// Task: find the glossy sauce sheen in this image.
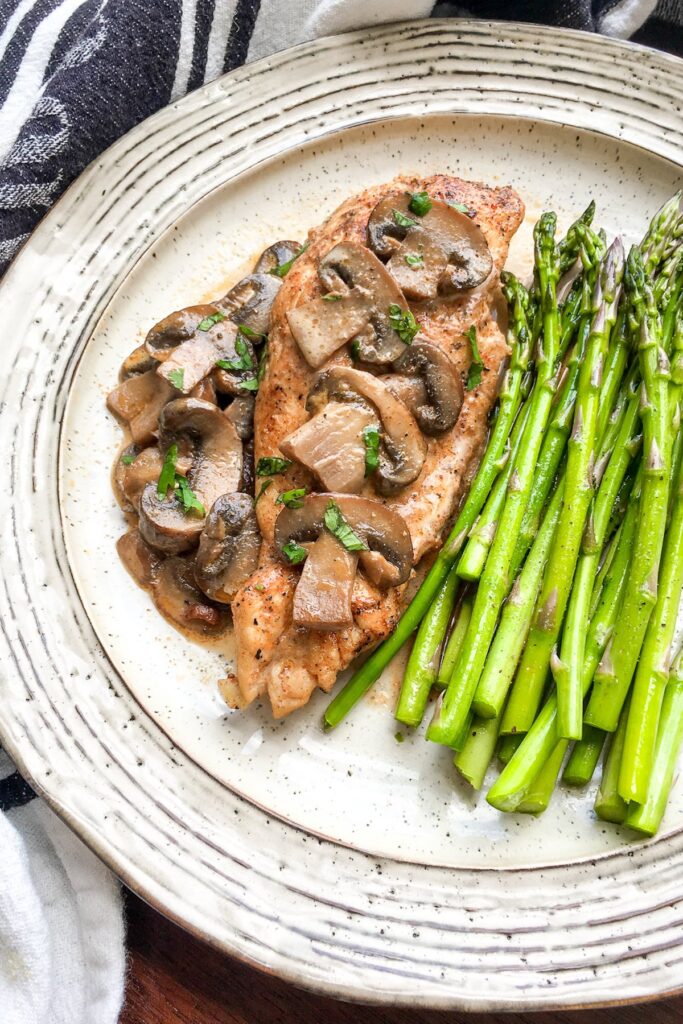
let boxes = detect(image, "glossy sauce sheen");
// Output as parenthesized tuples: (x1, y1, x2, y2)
(232, 175, 524, 717)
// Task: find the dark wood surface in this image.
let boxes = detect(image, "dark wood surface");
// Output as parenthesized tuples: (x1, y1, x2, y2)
(121, 890, 683, 1024)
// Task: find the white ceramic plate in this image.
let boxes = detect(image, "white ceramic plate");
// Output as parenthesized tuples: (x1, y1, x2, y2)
(1, 20, 683, 1011)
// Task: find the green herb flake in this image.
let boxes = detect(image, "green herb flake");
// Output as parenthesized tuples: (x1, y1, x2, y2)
(448, 200, 474, 217)
(362, 425, 380, 477)
(237, 324, 265, 340)
(394, 730, 405, 744)
(167, 368, 185, 391)
(408, 191, 432, 217)
(404, 252, 424, 268)
(157, 443, 179, 498)
(256, 456, 292, 477)
(254, 583, 265, 592)
(175, 475, 205, 517)
(269, 242, 309, 278)
(393, 208, 417, 230)
(388, 303, 419, 346)
(349, 339, 362, 361)
(121, 454, 136, 465)
(197, 311, 227, 332)
(239, 376, 260, 392)
(466, 324, 484, 391)
(276, 488, 307, 509)
(322, 293, 342, 302)
(216, 335, 256, 374)
(282, 540, 308, 565)
(254, 480, 272, 505)
(323, 499, 368, 552)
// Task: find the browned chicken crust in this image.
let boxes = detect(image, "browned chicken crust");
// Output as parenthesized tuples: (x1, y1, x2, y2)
(232, 174, 524, 717)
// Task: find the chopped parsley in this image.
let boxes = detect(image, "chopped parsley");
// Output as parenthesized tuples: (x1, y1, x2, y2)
(349, 339, 362, 361)
(175, 475, 205, 516)
(282, 540, 308, 565)
(121, 454, 136, 465)
(466, 324, 484, 390)
(448, 200, 474, 217)
(197, 311, 227, 331)
(238, 376, 259, 392)
(269, 242, 309, 278)
(276, 488, 307, 509)
(254, 583, 265, 592)
(167, 368, 185, 391)
(215, 335, 255, 373)
(256, 456, 292, 477)
(254, 480, 272, 504)
(322, 293, 342, 302)
(156, 443, 205, 516)
(393, 209, 417, 230)
(408, 191, 432, 217)
(362, 425, 380, 477)
(237, 324, 265, 340)
(323, 500, 368, 552)
(388, 303, 419, 346)
(404, 252, 424, 268)
(157, 444, 178, 498)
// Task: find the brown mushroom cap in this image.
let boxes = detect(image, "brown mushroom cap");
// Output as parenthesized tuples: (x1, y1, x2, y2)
(223, 394, 255, 440)
(286, 242, 411, 368)
(119, 344, 158, 381)
(367, 194, 493, 300)
(138, 483, 202, 554)
(195, 493, 261, 603)
(152, 557, 229, 637)
(157, 318, 241, 395)
(107, 370, 174, 446)
(274, 493, 413, 589)
(253, 240, 302, 275)
(218, 273, 280, 335)
(116, 446, 164, 512)
(391, 341, 464, 436)
(306, 366, 426, 495)
(145, 304, 220, 361)
(116, 529, 161, 587)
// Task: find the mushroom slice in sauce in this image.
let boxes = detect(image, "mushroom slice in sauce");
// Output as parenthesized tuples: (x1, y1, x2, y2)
(280, 402, 377, 494)
(152, 557, 229, 637)
(306, 366, 426, 495)
(145, 304, 221, 361)
(119, 344, 158, 381)
(224, 394, 255, 440)
(219, 273, 281, 335)
(139, 399, 243, 554)
(106, 370, 174, 446)
(286, 242, 411, 368)
(116, 529, 162, 587)
(157, 318, 242, 395)
(366, 194, 493, 300)
(292, 532, 358, 631)
(390, 341, 464, 435)
(195, 493, 261, 603)
(253, 241, 302, 275)
(115, 447, 165, 512)
(274, 492, 413, 630)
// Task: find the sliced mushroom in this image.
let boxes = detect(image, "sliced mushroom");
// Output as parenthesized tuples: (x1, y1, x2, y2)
(381, 374, 428, 415)
(274, 495, 413, 630)
(107, 370, 174, 446)
(116, 529, 162, 587)
(145, 304, 221, 361)
(367, 194, 493, 300)
(286, 242, 411, 367)
(293, 532, 358, 631)
(219, 273, 280, 335)
(112, 443, 140, 512)
(139, 399, 243, 554)
(390, 342, 464, 435)
(212, 334, 257, 396)
(157, 318, 241, 395)
(253, 240, 302, 275)
(224, 394, 255, 439)
(195, 493, 261, 603)
(306, 366, 426, 495)
(190, 375, 217, 404)
(119, 344, 158, 381)
(117, 447, 164, 512)
(280, 401, 376, 493)
(152, 557, 229, 637)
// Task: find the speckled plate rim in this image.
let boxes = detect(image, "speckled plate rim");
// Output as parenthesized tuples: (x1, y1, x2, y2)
(2, 20, 683, 1011)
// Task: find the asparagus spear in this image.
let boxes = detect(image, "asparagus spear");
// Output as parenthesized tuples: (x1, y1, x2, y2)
(455, 714, 501, 790)
(395, 569, 460, 727)
(594, 699, 630, 824)
(641, 192, 682, 276)
(487, 490, 639, 811)
(563, 725, 606, 786)
(323, 275, 534, 730)
(586, 251, 672, 732)
(437, 593, 473, 687)
(504, 239, 625, 741)
(515, 741, 566, 814)
(625, 650, 683, 836)
(497, 733, 523, 765)
(426, 214, 562, 747)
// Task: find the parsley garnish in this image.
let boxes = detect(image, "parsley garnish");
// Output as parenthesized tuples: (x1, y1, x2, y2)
(388, 304, 418, 346)
(157, 444, 178, 498)
(254, 480, 272, 504)
(237, 324, 265, 340)
(175, 475, 205, 516)
(393, 209, 417, 230)
(239, 377, 259, 392)
(449, 200, 474, 217)
(269, 242, 309, 278)
(323, 500, 368, 552)
(215, 335, 255, 373)
(276, 488, 307, 509)
(405, 253, 424, 268)
(197, 311, 227, 332)
(168, 368, 185, 391)
(362, 425, 380, 477)
(466, 324, 483, 390)
(282, 540, 308, 565)
(322, 293, 342, 302)
(408, 191, 432, 217)
(349, 339, 361, 361)
(256, 456, 292, 477)
(121, 454, 136, 465)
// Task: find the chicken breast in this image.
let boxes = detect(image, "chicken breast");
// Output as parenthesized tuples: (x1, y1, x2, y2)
(232, 175, 524, 717)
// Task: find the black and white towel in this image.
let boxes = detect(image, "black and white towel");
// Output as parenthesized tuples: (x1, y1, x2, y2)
(0, 2, 681, 1022)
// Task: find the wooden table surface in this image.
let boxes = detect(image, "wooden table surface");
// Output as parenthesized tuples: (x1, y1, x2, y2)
(120, 890, 683, 1024)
